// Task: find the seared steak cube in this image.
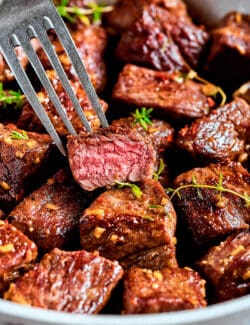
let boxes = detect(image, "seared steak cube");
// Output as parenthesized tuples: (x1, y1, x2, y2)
(80, 180, 176, 260)
(0, 220, 37, 293)
(120, 244, 178, 270)
(111, 115, 174, 153)
(105, 0, 188, 33)
(171, 162, 250, 248)
(38, 24, 107, 93)
(8, 169, 90, 252)
(111, 114, 174, 186)
(112, 64, 215, 121)
(67, 127, 156, 191)
(17, 70, 108, 136)
(0, 123, 56, 210)
(198, 231, 250, 302)
(205, 12, 250, 90)
(0, 39, 40, 83)
(4, 248, 123, 314)
(177, 97, 250, 163)
(116, 3, 208, 71)
(123, 267, 206, 313)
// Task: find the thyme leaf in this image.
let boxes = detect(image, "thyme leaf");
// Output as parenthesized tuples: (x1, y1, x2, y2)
(0, 83, 24, 109)
(148, 204, 163, 209)
(153, 158, 166, 181)
(174, 70, 227, 106)
(166, 174, 250, 207)
(132, 107, 153, 131)
(115, 181, 142, 199)
(142, 215, 154, 221)
(10, 130, 29, 140)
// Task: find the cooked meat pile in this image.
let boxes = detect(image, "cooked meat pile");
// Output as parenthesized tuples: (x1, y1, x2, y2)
(0, 0, 249, 317)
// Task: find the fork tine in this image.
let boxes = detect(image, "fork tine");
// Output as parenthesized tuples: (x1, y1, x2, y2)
(0, 40, 66, 156)
(34, 23, 92, 133)
(48, 15, 109, 128)
(15, 29, 77, 136)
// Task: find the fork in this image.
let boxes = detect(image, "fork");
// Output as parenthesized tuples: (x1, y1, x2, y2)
(0, 0, 109, 155)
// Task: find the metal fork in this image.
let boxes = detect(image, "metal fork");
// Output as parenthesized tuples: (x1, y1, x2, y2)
(0, 0, 109, 155)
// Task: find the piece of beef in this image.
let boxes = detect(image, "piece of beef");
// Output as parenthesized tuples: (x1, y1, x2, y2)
(111, 114, 174, 186)
(123, 266, 206, 313)
(17, 70, 108, 136)
(38, 24, 107, 93)
(80, 179, 176, 260)
(67, 127, 156, 191)
(171, 162, 250, 248)
(116, 4, 208, 71)
(0, 220, 37, 293)
(111, 115, 174, 153)
(112, 64, 215, 122)
(205, 12, 250, 91)
(177, 97, 250, 164)
(198, 231, 250, 302)
(0, 123, 57, 210)
(4, 248, 123, 314)
(105, 0, 188, 33)
(0, 39, 41, 83)
(7, 169, 90, 253)
(120, 244, 178, 270)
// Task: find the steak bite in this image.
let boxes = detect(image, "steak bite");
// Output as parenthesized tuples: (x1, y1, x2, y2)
(171, 162, 250, 248)
(0, 123, 56, 210)
(17, 70, 108, 136)
(177, 97, 250, 164)
(115, 3, 208, 71)
(205, 12, 250, 90)
(112, 64, 215, 121)
(80, 179, 176, 260)
(0, 220, 37, 293)
(123, 267, 206, 314)
(38, 24, 107, 93)
(120, 244, 178, 271)
(7, 169, 90, 253)
(67, 127, 156, 191)
(111, 114, 174, 153)
(105, 0, 188, 33)
(198, 231, 250, 302)
(4, 248, 123, 314)
(111, 114, 174, 186)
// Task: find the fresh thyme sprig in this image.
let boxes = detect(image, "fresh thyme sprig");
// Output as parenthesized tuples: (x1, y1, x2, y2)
(56, 0, 114, 25)
(10, 130, 29, 140)
(153, 158, 166, 181)
(132, 107, 153, 131)
(174, 70, 227, 106)
(0, 83, 24, 109)
(166, 174, 250, 207)
(115, 181, 142, 199)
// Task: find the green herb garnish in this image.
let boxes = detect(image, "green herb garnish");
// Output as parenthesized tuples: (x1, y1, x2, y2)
(56, 0, 114, 24)
(132, 107, 153, 131)
(148, 204, 163, 209)
(153, 158, 166, 181)
(115, 181, 142, 199)
(10, 130, 29, 140)
(174, 70, 226, 106)
(142, 215, 154, 221)
(166, 173, 250, 207)
(0, 83, 24, 109)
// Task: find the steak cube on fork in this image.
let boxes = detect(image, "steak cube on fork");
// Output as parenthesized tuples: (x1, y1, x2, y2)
(0, 0, 108, 155)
